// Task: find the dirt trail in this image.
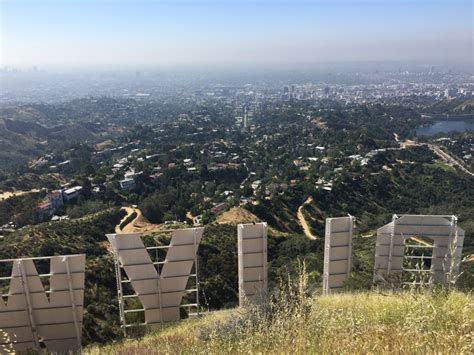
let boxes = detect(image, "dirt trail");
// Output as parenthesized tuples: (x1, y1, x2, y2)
(115, 207, 137, 233)
(0, 189, 41, 201)
(115, 206, 176, 235)
(297, 196, 317, 240)
(408, 236, 432, 247)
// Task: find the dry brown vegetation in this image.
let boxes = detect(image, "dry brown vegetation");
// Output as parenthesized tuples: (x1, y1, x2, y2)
(87, 266, 473, 354)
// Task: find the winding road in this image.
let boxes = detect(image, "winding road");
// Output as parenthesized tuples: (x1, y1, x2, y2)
(115, 206, 141, 233)
(426, 144, 474, 177)
(394, 132, 473, 177)
(297, 196, 317, 240)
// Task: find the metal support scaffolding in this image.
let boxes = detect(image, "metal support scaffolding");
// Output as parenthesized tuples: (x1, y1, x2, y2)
(193, 228, 200, 318)
(63, 256, 82, 350)
(110, 228, 202, 334)
(374, 214, 465, 287)
(262, 223, 268, 294)
(322, 219, 331, 294)
(402, 244, 435, 286)
(113, 251, 127, 337)
(17, 259, 41, 350)
(346, 214, 354, 277)
(446, 215, 458, 285)
(0, 254, 85, 353)
(387, 214, 398, 273)
(448, 215, 457, 260)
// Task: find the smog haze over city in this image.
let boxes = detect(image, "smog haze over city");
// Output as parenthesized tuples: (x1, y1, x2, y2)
(0, 1, 473, 354)
(1, 0, 473, 102)
(2, 0, 473, 68)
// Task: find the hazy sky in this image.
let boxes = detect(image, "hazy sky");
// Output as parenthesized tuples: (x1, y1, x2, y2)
(1, 0, 473, 68)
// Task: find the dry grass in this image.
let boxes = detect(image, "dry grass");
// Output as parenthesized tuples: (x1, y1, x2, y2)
(86, 270, 473, 354)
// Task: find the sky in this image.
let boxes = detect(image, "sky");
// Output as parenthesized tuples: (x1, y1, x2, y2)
(1, 0, 473, 69)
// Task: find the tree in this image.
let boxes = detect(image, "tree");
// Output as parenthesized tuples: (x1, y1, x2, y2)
(139, 194, 164, 223)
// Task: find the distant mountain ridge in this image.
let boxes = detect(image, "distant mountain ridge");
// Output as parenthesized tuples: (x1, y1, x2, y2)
(0, 116, 98, 170)
(0, 118, 43, 168)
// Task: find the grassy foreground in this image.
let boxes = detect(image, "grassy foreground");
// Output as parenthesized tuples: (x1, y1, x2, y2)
(86, 290, 473, 354)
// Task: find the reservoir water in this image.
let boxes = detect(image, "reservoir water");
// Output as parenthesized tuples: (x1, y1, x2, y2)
(416, 120, 474, 136)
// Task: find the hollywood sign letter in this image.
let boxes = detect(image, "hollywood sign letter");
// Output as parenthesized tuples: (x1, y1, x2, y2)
(323, 216, 355, 294)
(237, 223, 268, 306)
(107, 227, 203, 328)
(0, 255, 85, 354)
(374, 215, 465, 285)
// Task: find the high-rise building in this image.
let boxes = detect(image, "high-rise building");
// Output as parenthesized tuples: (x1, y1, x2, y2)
(445, 87, 458, 99)
(243, 107, 248, 129)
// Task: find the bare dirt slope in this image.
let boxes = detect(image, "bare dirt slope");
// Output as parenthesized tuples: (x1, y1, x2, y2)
(215, 207, 260, 225)
(116, 207, 158, 234)
(297, 197, 317, 240)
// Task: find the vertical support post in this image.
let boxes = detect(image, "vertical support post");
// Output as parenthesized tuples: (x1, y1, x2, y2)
(113, 253, 127, 337)
(17, 259, 40, 350)
(387, 214, 397, 273)
(193, 228, 200, 317)
(63, 256, 82, 350)
(347, 215, 354, 278)
(237, 225, 244, 307)
(449, 216, 457, 259)
(157, 250, 163, 327)
(262, 223, 268, 296)
(452, 216, 459, 284)
(323, 219, 331, 295)
(446, 215, 458, 287)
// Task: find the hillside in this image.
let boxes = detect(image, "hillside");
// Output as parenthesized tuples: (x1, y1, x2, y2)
(454, 98, 474, 113)
(250, 145, 474, 245)
(0, 213, 325, 345)
(425, 97, 474, 114)
(1, 207, 471, 347)
(0, 189, 45, 225)
(0, 172, 66, 191)
(0, 118, 43, 168)
(214, 206, 260, 225)
(86, 291, 473, 354)
(0, 116, 99, 170)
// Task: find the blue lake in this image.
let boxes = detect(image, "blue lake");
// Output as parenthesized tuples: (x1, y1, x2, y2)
(416, 120, 474, 136)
